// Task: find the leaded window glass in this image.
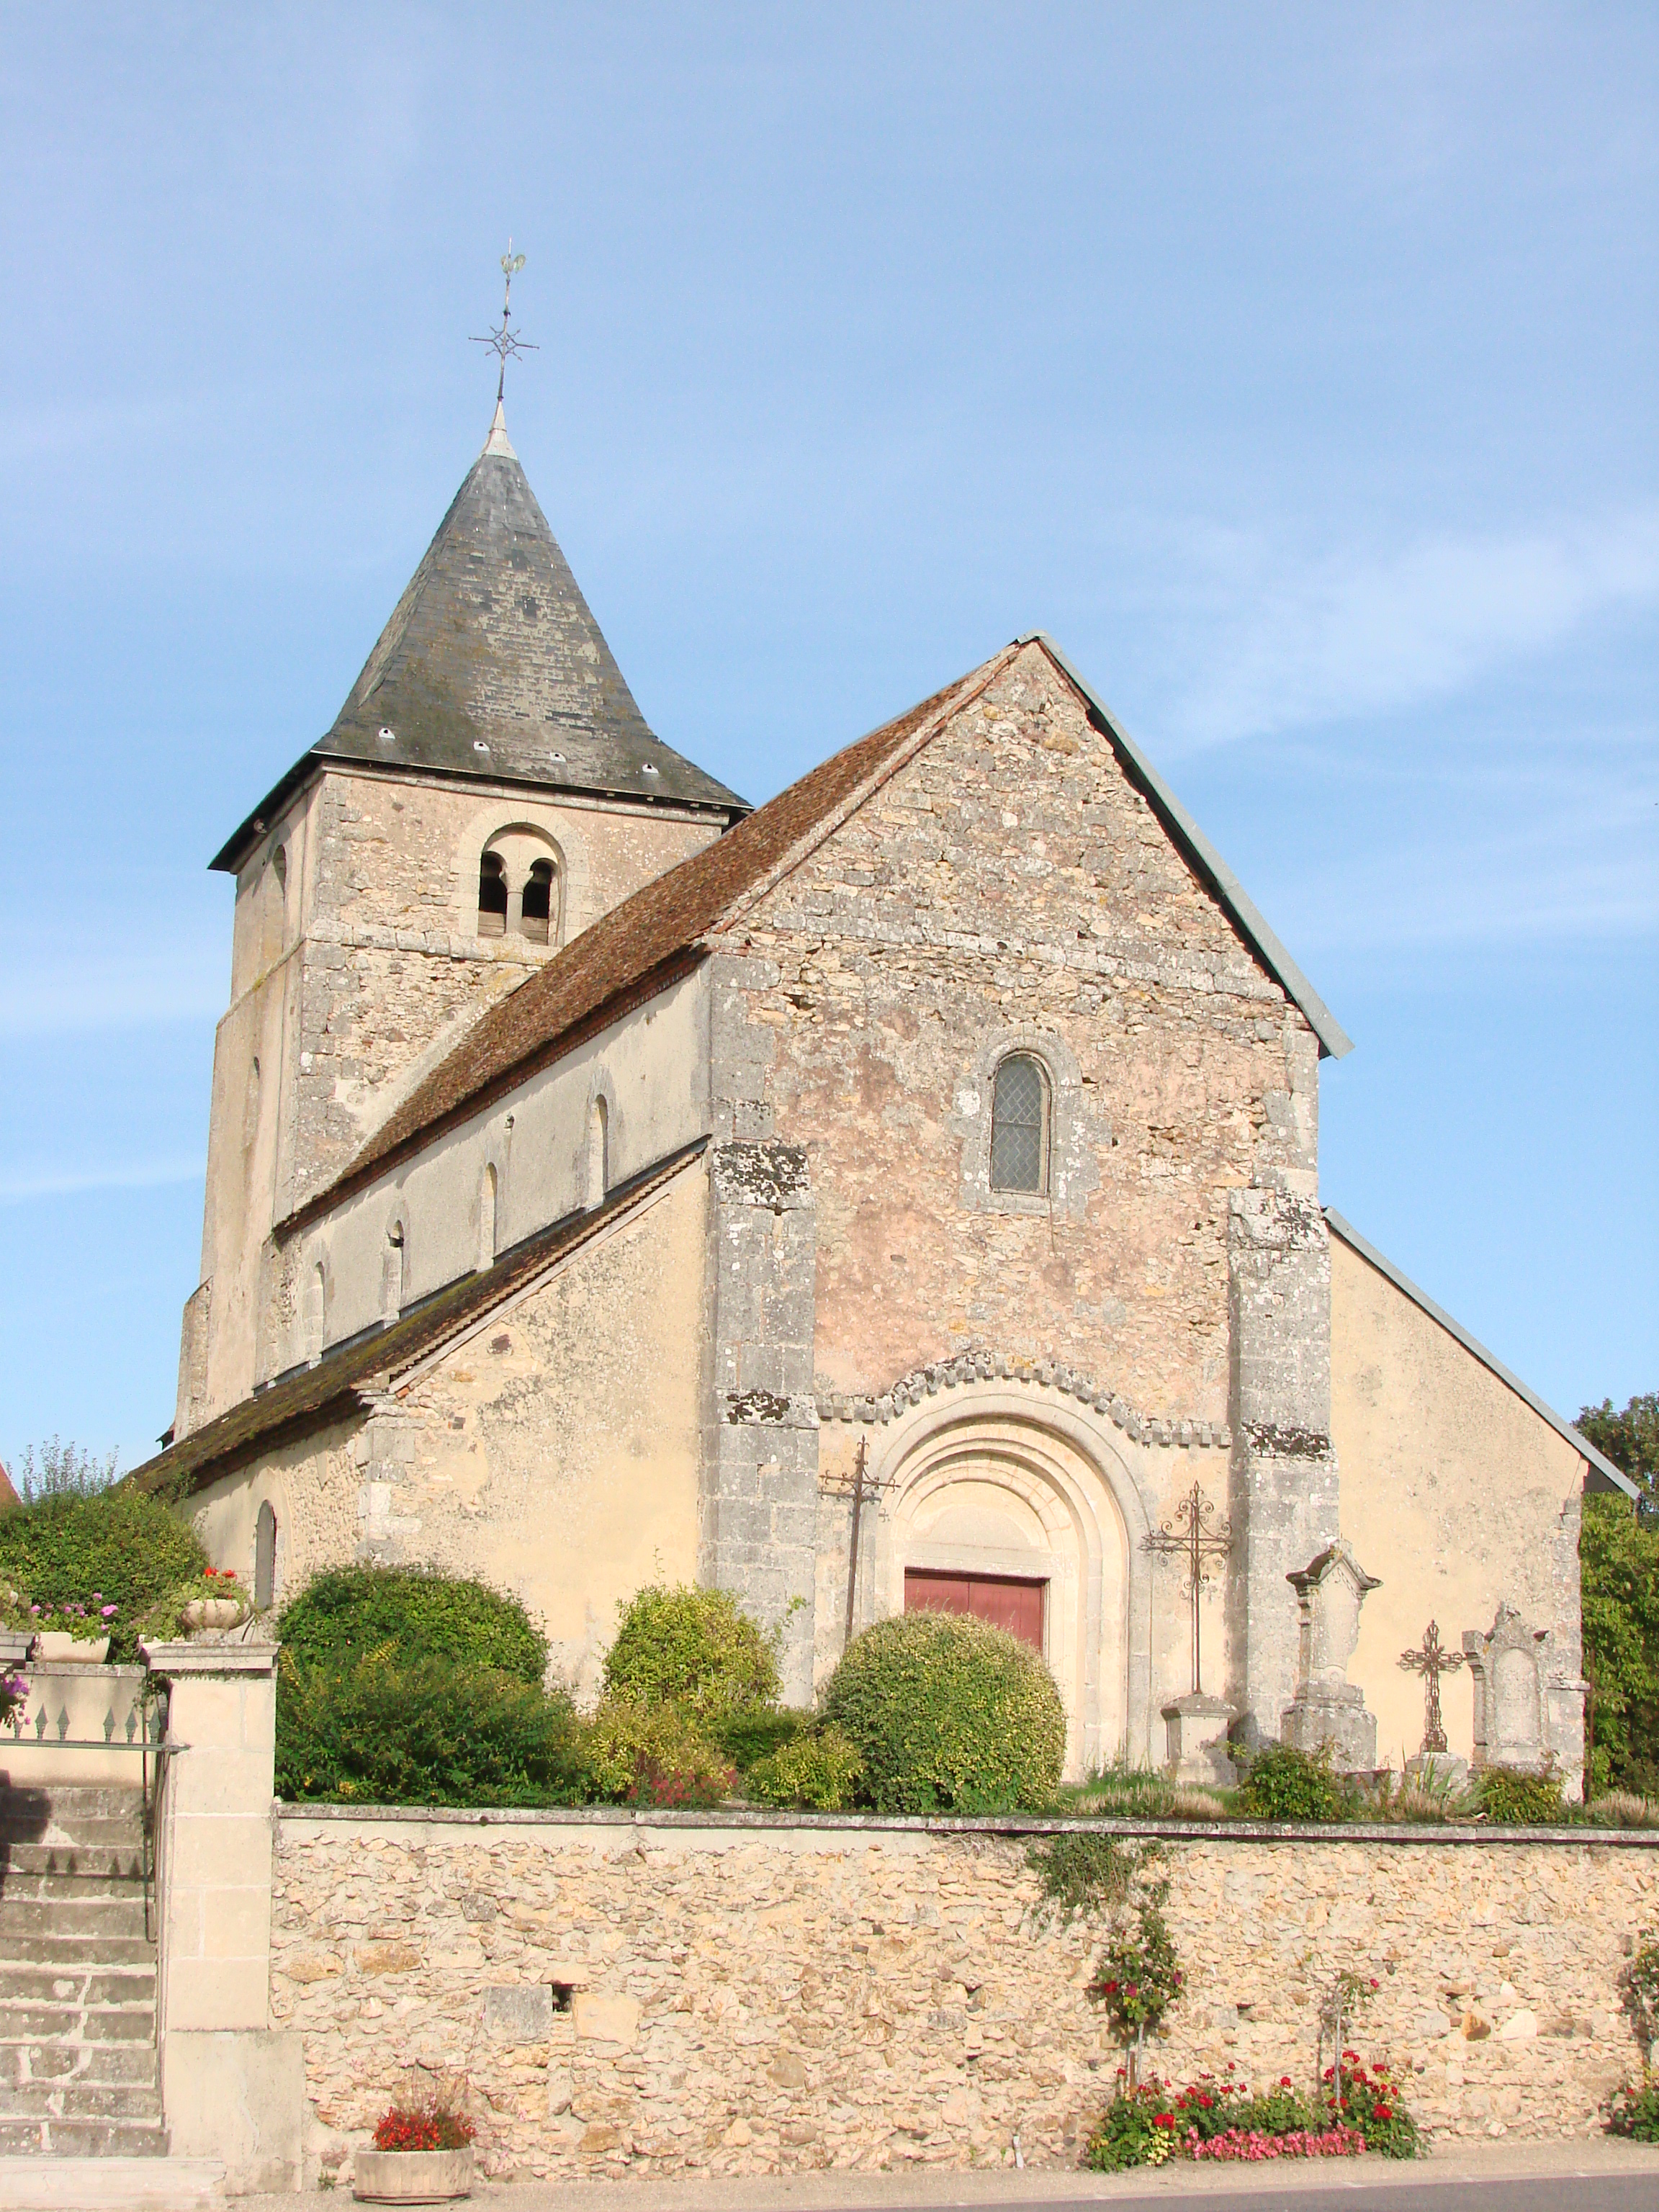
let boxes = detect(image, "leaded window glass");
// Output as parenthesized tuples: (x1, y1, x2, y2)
(990, 1054, 1048, 1194)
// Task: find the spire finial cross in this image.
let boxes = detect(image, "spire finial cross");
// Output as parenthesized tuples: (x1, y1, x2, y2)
(1398, 1619, 1465, 1755)
(470, 241, 538, 405)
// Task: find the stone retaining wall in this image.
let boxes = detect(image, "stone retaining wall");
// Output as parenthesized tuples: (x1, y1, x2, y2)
(270, 1810, 1659, 2186)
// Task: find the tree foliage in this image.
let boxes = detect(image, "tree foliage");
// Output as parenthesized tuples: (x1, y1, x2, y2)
(1581, 1491, 1659, 1797)
(1580, 1395, 1659, 1503)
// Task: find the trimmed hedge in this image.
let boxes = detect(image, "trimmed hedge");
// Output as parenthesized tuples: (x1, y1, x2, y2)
(602, 1583, 778, 1717)
(275, 1653, 585, 1807)
(0, 1487, 207, 1661)
(276, 1567, 547, 1684)
(819, 1610, 1066, 1813)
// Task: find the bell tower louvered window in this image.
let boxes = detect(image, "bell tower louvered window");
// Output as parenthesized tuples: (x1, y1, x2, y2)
(477, 851, 508, 937)
(989, 1054, 1049, 1195)
(521, 859, 554, 944)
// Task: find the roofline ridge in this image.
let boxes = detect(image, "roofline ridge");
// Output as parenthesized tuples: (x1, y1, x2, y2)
(1017, 632, 1352, 1060)
(707, 647, 1020, 940)
(1322, 1205, 1636, 1498)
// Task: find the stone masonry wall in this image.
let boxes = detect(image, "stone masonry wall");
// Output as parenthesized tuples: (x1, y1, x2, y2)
(271, 1812, 1659, 2188)
(716, 641, 1317, 1429)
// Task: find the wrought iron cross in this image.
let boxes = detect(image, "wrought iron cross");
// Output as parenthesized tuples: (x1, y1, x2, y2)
(470, 243, 538, 403)
(1399, 1620, 1465, 1755)
(1141, 1480, 1231, 1697)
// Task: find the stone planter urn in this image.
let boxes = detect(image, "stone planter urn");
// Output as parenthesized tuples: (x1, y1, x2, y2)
(34, 1632, 110, 1665)
(181, 1598, 246, 1633)
(352, 2146, 473, 2203)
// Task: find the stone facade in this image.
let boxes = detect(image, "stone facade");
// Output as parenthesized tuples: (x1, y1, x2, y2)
(270, 1809, 1659, 2185)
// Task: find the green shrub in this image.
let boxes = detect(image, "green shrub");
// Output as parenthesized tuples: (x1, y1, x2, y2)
(711, 1708, 804, 1770)
(1237, 1741, 1352, 1822)
(1084, 2085, 1178, 2170)
(1028, 1831, 1150, 1924)
(577, 1696, 735, 1809)
(276, 1567, 547, 1685)
(1478, 1765, 1565, 1825)
(1606, 2079, 1659, 2141)
(275, 1653, 585, 1807)
(745, 1727, 863, 1810)
(602, 1583, 779, 1718)
(819, 1610, 1066, 1814)
(0, 1487, 207, 1661)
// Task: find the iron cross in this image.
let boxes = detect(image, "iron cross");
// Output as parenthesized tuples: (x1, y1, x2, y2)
(1141, 1479, 1231, 1697)
(1399, 1620, 1465, 1755)
(471, 243, 538, 403)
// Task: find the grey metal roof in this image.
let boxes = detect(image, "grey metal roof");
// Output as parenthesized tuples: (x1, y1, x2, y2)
(211, 407, 747, 873)
(1018, 633, 1352, 1060)
(1323, 1206, 1637, 1499)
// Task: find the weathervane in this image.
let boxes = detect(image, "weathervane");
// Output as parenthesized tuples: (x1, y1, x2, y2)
(1142, 1479, 1232, 1697)
(1398, 1620, 1465, 1755)
(470, 243, 538, 403)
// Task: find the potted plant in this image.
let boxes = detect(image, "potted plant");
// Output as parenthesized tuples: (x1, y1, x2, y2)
(150, 1567, 252, 1636)
(30, 1596, 119, 1665)
(353, 2097, 475, 2203)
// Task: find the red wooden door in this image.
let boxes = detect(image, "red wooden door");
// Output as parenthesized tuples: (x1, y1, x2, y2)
(904, 1569, 1046, 1653)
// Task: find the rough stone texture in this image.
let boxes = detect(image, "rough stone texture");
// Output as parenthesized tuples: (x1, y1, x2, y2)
(271, 1812, 1659, 2187)
(701, 1139, 820, 1704)
(1227, 1188, 1340, 1744)
(714, 645, 1313, 1424)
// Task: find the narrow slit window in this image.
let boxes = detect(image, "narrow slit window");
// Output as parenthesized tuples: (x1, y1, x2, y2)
(989, 1054, 1048, 1195)
(477, 852, 508, 937)
(521, 860, 554, 945)
(254, 1501, 278, 1612)
(381, 1222, 406, 1320)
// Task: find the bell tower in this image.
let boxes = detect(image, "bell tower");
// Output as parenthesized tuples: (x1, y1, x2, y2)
(174, 400, 745, 1440)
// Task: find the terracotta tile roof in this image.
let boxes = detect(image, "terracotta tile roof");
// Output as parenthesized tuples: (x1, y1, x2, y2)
(282, 652, 1010, 1228)
(129, 1143, 708, 1498)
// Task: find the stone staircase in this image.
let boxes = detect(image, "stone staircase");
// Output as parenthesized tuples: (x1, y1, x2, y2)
(0, 1784, 166, 2157)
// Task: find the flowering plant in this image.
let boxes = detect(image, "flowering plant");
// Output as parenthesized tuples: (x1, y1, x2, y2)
(1321, 2056, 1419, 2158)
(1088, 1877, 1183, 2085)
(28, 1594, 120, 1640)
(1605, 2077, 1659, 2141)
(0, 1671, 27, 1728)
(1619, 1936, 1659, 2075)
(372, 2103, 475, 2153)
(1084, 2062, 1416, 2170)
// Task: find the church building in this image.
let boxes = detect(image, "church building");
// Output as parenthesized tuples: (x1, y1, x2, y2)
(132, 402, 1633, 1791)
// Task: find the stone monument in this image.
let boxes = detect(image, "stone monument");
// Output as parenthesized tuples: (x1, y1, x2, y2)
(1279, 1537, 1380, 1772)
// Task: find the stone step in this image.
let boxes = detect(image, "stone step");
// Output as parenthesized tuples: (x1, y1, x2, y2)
(0, 2005, 156, 2046)
(0, 2079, 161, 2123)
(0, 2117, 170, 2157)
(0, 1822, 147, 1862)
(0, 1969, 155, 2010)
(0, 1938, 156, 1972)
(0, 2155, 223, 2207)
(0, 2041, 158, 2088)
(0, 1858, 145, 1893)
(0, 1794, 148, 1853)
(0, 1897, 150, 1940)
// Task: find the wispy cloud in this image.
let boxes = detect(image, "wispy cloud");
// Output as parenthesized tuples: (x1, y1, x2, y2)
(0, 1159, 203, 1206)
(1174, 507, 1659, 747)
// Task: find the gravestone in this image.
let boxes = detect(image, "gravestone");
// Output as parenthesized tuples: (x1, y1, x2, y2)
(1279, 1538, 1381, 1772)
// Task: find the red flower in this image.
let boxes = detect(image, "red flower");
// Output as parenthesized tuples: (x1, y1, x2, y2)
(1153, 2113, 1175, 2129)
(1375, 2105, 1393, 2121)
(1280, 2077, 1294, 2088)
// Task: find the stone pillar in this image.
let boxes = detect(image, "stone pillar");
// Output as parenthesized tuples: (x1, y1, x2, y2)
(1280, 1539, 1381, 1772)
(1226, 1187, 1341, 1744)
(143, 1640, 302, 2193)
(699, 1141, 820, 1706)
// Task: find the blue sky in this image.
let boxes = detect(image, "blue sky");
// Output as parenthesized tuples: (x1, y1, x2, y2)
(1, 4, 1653, 1474)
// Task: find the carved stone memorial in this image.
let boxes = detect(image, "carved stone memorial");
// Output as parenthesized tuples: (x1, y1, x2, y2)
(1279, 1538, 1381, 1772)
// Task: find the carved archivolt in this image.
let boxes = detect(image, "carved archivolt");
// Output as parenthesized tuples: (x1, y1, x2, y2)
(815, 1350, 1229, 1452)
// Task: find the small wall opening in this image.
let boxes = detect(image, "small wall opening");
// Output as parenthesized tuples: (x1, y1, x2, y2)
(477, 852, 508, 938)
(381, 1221, 406, 1321)
(254, 1501, 278, 1612)
(585, 1096, 608, 1210)
(521, 860, 554, 945)
(478, 1163, 498, 1270)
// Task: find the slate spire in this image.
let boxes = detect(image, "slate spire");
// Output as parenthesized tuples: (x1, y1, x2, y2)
(212, 409, 745, 871)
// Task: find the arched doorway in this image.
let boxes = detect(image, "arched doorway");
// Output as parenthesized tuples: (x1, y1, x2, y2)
(868, 1395, 1151, 1779)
